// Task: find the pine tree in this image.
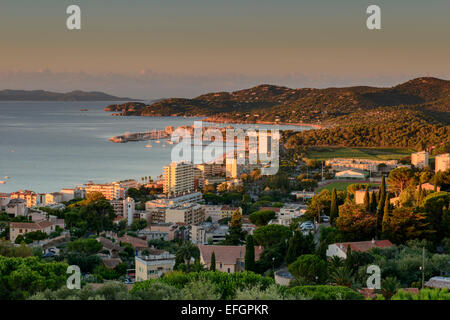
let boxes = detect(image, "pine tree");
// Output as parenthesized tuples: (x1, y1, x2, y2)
(244, 235, 255, 271)
(330, 188, 339, 224)
(364, 186, 370, 212)
(210, 252, 216, 271)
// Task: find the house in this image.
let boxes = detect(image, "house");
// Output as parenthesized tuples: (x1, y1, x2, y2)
(135, 249, 176, 281)
(102, 258, 123, 269)
(198, 245, 264, 273)
(326, 239, 393, 259)
(118, 234, 148, 250)
(9, 220, 56, 242)
(97, 236, 123, 257)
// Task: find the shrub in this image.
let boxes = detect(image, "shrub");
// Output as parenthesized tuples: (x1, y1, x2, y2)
(286, 285, 364, 300)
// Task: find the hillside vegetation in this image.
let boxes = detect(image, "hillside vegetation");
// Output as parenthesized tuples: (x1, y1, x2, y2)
(105, 77, 450, 149)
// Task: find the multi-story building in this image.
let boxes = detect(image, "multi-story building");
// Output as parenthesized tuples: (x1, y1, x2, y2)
(84, 182, 125, 200)
(10, 190, 38, 208)
(326, 158, 398, 172)
(0, 193, 11, 211)
(165, 203, 205, 225)
(204, 205, 222, 222)
(435, 153, 450, 173)
(411, 151, 429, 169)
(163, 162, 195, 196)
(60, 188, 86, 202)
(45, 192, 64, 205)
(135, 249, 176, 281)
(5, 199, 26, 217)
(220, 205, 242, 220)
(110, 197, 135, 223)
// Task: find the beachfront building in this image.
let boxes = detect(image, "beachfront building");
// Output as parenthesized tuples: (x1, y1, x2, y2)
(163, 162, 195, 196)
(411, 151, 429, 169)
(84, 182, 125, 200)
(435, 153, 450, 173)
(135, 249, 176, 281)
(10, 190, 38, 208)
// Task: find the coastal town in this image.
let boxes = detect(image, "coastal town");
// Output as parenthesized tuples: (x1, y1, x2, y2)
(1, 135, 449, 300)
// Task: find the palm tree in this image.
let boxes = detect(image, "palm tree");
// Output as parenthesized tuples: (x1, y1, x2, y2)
(328, 266, 354, 288)
(177, 241, 199, 273)
(380, 277, 400, 300)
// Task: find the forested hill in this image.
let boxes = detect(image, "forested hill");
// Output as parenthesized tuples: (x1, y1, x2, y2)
(105, 77, 450, 149)
(0, 90, 134, 101)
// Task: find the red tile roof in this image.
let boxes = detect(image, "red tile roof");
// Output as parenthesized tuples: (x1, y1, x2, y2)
(336, 240, 393, 253)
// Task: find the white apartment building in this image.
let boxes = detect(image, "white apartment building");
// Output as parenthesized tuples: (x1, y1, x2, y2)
(411, 151, 429, 169)
(435, 153, 450, 173)
(163, 162, 195, 196)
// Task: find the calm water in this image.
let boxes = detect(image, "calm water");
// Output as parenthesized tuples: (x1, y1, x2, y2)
(0, 101, 311, 193)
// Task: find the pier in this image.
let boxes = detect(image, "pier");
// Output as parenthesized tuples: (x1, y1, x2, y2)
(109, 129, 170, 143)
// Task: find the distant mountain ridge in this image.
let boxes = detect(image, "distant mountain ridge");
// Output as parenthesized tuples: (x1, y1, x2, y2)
(0, 89, 135, 101)
(104, 77, 450, 125)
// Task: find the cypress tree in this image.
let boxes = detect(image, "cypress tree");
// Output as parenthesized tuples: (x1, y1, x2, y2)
(244, 235, 255, 271)
(382, 194, 391, 238)
(330, 188, 338, 224)
(417, 183, 424, 204)
(377, 175, 386, 217)
(210, 252, 216, 271)
(364, 186, 370, 212)
(370, 191, 377, 213)
(345, 191, 351, 203)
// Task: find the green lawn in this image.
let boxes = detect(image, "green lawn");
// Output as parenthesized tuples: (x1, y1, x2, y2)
(305, 147, 414, 161)
(316, 181, 380, 193)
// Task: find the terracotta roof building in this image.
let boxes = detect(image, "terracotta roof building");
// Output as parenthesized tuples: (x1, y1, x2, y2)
(199, 245, 264, 273)
(326, 239, 393, 259)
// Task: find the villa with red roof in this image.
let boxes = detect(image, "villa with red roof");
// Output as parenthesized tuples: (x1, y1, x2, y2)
(326, 239, 393, 259)
(199, 245, 264, 273)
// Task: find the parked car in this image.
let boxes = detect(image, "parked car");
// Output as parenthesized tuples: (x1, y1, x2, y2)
(320, 215, 330, 223)
(124, 278, 135, 284)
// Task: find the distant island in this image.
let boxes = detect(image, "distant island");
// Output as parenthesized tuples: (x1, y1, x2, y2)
(0, 89, 136, 101)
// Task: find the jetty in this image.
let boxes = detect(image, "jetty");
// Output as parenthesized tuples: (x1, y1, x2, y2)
(109, 129, 170, 143)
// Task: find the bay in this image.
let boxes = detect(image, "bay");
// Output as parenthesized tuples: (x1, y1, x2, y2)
(0, 101, 311, 193)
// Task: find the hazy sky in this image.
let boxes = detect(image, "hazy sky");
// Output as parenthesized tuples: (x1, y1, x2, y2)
(0, 0, 449, 98)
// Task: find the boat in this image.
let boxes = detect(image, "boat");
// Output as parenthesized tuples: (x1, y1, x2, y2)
(166, 140, 174, 145)
(80, 108, 88, 112)
(0, 181, 5, 184)
(145, 144, 152, 148)
(155, 140, 160, 143)
(4, 176, 9, 179)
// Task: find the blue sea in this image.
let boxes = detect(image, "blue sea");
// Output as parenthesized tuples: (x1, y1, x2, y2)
(0, 101, 311, 193)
